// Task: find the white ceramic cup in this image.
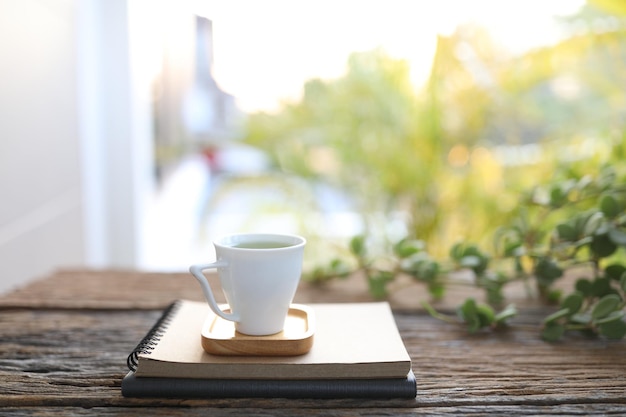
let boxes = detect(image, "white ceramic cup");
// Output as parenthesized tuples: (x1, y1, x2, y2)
(189, 233, 306, 336)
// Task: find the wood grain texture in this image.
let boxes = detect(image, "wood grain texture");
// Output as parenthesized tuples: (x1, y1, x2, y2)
(3, 404, 626, 417)
(1, 309, 625, 409)
(1, 269, 625, 416)
(0, 268, 482, 310)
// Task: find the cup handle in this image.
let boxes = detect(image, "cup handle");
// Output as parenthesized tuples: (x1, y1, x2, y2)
(189, 262, 240, 322)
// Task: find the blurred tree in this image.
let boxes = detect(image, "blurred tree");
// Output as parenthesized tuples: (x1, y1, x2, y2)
(245, 48, 447, 246)
(242, 0, 626, 256)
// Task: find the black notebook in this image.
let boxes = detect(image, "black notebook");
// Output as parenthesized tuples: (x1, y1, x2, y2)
(122, 300, 416, 399)
(121, 370, 417, 399)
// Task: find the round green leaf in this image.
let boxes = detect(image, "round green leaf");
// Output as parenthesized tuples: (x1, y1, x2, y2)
(556, 223, 577, 241)
(590, 233, 618, 258)
(394, 239, 424, 258)
(349, 235, 366, 257)
(543, 308, 570, 324)
(591, 294, 622, 320)
(600, 194, 620, 219)
(534, 258, 563, 286)
(421, 260, 440, 282)
(456, 244, 489, 275)
(366, 270, 393, 299)
(560, 292, 583, 316)
(608, 228, 626, 246)
(573, 214, 589, 236)
(476, 303, 495, 328)
(583, 211, 605, 236)
(428, 282, 446, 299)
(542, 322, 565, 342)
(570, 313, 591, 325)
(549, 186, 568, 208)
(598, 319, 626, 340)
(590, 277, 613, 297)
(605, 264, 626, 281)
(408, 259, 440, 283)
(575, 278, 593, 295)
(458, 298, 482, 333)
(594, 310, 625, 324)
(458, 298, 477, 320)
(547, 289, 563, 304)
(449, 242, 464, 261)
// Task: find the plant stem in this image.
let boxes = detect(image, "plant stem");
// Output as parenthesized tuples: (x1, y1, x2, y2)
(422, 301, 458, 325)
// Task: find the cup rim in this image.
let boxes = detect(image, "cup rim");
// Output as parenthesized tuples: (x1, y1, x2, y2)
(213, 233, 306, 250)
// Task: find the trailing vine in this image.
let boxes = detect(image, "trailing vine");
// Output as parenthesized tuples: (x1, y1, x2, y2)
(305, 166, 626, 341)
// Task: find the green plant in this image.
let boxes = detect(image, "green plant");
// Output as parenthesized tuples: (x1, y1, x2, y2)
(305, 165, 626, 341)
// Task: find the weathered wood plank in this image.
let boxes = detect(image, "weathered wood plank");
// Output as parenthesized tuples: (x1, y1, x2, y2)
(400, 310, 626, 406)
(0, 269, 482, 310)
(1, 269, 625, 415)
(2, 404, 626, 416)
(1, 307, 625, 411)
(0, 268, 590, 312)
(0, 269, 204, 309)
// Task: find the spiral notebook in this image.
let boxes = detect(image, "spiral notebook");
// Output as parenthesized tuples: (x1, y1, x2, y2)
(122, 300, 416, 399)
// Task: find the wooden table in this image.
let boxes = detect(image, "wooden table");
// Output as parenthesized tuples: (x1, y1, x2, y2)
(1, 269, 625, 416)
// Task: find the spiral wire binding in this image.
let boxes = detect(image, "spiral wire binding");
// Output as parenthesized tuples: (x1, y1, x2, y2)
(127, 300, 182, 372)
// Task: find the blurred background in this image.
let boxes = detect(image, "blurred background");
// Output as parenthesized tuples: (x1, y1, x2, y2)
(1, 0, 624, 293)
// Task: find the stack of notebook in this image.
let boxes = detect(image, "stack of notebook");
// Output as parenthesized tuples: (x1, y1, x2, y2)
(122, 300, 416, 399)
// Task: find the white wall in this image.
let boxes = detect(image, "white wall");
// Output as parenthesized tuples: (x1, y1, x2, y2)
(0, 0, 154, 294)
(0, 0, 84, 293)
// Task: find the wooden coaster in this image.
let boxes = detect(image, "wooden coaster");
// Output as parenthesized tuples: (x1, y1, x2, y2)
(201, 304, 315, 356)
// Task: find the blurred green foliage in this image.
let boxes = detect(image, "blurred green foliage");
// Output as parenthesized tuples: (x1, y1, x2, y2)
(240, 0, 626, 340)
(245, 1, 626, 258)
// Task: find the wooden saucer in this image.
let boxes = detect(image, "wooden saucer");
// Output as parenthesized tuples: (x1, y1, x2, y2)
(201, 304, 315, 356)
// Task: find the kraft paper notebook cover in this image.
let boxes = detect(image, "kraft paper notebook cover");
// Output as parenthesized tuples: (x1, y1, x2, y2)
(122, 300, 416, 398)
